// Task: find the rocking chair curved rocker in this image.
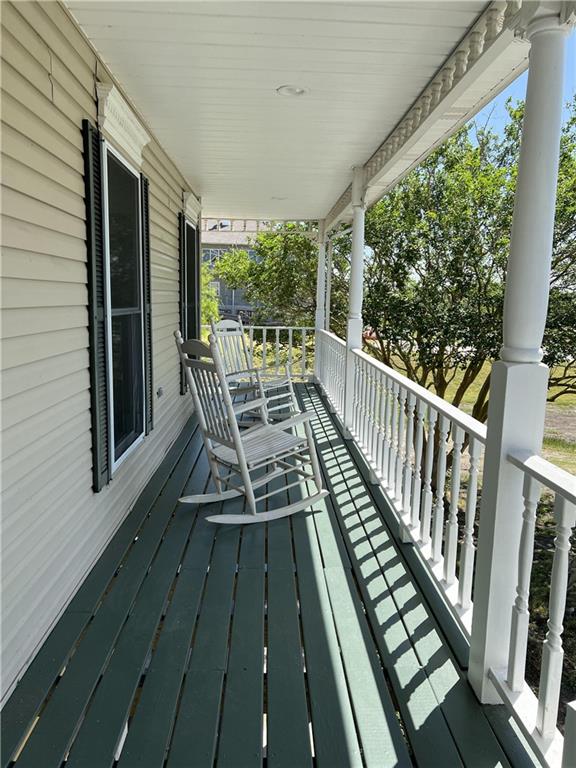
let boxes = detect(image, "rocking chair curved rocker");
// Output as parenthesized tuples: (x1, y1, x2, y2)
(174, 330, 328, 524)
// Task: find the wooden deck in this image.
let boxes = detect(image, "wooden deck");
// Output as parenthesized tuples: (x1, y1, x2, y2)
(2, 384, 533, 768)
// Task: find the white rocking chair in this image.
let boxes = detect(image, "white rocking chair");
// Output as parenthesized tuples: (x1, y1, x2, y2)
(174, 331, 328, 524)
(210, 318, 299, 419)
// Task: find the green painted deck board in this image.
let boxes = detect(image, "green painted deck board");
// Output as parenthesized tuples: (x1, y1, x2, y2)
(299, 385, 465, 767)
(299, 384, 514, 768)
(3, 388, 535, 768)
(167, 518, 241, 767)
(14, 424, 203, 768)
(0, 419, 197, 768)
(217, 567, 265, 768)
(66, 452, 212, 768)
(324, 567, 413, 767)
(267, 564, 313, 768)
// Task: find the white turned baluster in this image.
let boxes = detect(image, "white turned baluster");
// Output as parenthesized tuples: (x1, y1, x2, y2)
(410, 399, 425, 532)
(507, 474, 541, 691)
(357, 358, 365, 443)
(288, 328, 293, 375)
(376, 371, 386, 475)
(301, 329, 306, 377)
(537, 496, 576, 738)
(353, 357, 361, 438)
(402, 393, 416, 514)
(444, 425, 464, 585)
(249, 326, 254, 364)
(420, 407, 438, 544)
(361, 359, 369, 449)
(395, 388, 407, 505)
(388, 381, 399, 494)
(431, 415, 450, 563)
(262, 328, 267, 372)
(382, 377, 392, 485)
(394, 386, 407, 508)
(275, 328, 280, 374)
(458, 437, 481, 610)
(369, 366, 378, 464)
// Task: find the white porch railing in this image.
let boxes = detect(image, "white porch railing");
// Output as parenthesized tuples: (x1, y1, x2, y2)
(246, 326, 314, 380)
(203, 325, 314, 379)
(489, 452, 576, 767)
(314, 328, 575, 768)
(313, 328, 346, 418)
(316, 330, 487, 635)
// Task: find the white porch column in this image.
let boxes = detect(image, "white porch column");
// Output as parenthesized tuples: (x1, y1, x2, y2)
(469, 15, 569, 703)
(314, 222, 326, 331)
(344, 167, 366, 434)
(324, 239, 333, 331)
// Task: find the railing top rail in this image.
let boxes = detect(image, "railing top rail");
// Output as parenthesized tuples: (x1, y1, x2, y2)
(508, 450, 576, 505)
(316, 329, 347, 348)
(352, 347, 487, 442)
(249, 326, 314, 331)
(202, 325, 314, 331)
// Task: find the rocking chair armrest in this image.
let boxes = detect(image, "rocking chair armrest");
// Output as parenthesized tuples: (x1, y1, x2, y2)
(233, 397, 267, 415)
(226, 366, 260, 378)
(272, 413, 312, 433)
(230, 383, 260, 395)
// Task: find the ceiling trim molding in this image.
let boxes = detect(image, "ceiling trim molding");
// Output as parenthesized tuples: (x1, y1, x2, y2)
(96, 82, 150, 168)
(324, 0, 545, 232)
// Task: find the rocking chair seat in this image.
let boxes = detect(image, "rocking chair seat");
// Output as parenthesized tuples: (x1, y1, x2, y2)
(212, 424, 308, 467)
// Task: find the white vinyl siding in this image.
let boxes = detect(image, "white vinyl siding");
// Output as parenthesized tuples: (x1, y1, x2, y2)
(0, 0, 194, 704)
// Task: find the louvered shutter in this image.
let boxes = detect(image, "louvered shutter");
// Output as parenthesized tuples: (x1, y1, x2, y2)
(194, 223, 202, 337)
(141, 175, 154, 434)
(178, 212, 187, 395)
(82, 120, 110, 492)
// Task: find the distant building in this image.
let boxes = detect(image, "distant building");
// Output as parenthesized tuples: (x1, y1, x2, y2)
(201, 220, 256, 319)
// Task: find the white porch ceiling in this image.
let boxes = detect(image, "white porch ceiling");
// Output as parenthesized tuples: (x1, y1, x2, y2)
(67, 1, 491, 220)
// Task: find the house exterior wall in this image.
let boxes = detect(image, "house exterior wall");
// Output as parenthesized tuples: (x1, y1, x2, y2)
(0, 1, 195, 703)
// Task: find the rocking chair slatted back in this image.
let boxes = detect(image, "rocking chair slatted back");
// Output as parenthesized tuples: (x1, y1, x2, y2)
(210, 318, 252, 378)
(175, 331, 237, 447)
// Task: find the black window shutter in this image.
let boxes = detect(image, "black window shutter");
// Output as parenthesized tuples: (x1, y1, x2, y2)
(178, 211, 187, 395)
(141, 175, 154, 434)
(195, 224, 202, 336)
(82, 119, 110, 492)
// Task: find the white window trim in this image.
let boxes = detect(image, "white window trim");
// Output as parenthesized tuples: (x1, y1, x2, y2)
(183, 189, 201, 224)
(97, 83, 150, 169)
(101, 140, 147, 474)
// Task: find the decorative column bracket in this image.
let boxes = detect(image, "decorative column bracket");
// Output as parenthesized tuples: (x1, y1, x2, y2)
(325, 0, 551, 231)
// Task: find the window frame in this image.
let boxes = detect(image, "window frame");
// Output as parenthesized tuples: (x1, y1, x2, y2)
(101, 139, 147, 472)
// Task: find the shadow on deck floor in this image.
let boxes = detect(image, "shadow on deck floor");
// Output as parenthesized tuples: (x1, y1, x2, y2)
(2, 384, 536, 768)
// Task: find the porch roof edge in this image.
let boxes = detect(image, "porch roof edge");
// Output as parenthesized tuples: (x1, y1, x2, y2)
(324, 0, 538, 232)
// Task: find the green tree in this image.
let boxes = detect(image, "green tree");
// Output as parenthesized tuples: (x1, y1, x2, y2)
(200, 262, 220, 324)
(358, 97, 576, 419)
(213, 224, 352, 328)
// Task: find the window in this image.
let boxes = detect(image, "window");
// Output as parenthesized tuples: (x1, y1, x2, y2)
(83, 120, 153, 490)
(103, 147, 145, 465)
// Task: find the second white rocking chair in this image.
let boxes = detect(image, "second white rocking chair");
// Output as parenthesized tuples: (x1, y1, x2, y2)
(210, 318, 299, 419)
(174, 330, 328, 524)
